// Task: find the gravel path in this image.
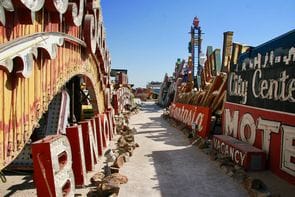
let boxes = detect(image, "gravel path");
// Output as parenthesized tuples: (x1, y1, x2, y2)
(119, 102, 248, 197)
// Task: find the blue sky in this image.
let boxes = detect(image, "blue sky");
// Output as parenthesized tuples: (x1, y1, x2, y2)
(101, 0, 295, 88)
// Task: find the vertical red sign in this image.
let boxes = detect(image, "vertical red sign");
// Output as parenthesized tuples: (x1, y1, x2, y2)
(66, 125, 87, 187)
(80, 120, 100, 171)
(32, 135, 75, 196)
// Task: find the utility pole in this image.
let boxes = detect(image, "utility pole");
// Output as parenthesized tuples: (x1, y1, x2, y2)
(189, 17, 202, 89)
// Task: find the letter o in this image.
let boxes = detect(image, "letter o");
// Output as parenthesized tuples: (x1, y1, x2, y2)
(240, 113, 256, 145)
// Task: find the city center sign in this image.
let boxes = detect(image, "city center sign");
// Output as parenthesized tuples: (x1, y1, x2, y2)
(223, 30, 295, 184)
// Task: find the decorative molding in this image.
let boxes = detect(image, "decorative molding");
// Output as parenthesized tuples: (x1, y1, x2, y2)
(0, 32, 86, 78)
(0, 1, 108, 63)
(84, 14, 97, 54)
(0, 6, 5, 25)
(0, 0, 14, 25)
(19, 0, 45, 12)
(1, 0, 14, 11)
(65, 0, 84, 26)
(45, 0, 69, 14)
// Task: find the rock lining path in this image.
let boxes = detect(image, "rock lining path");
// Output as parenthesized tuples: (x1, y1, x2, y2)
(119, 102, 248, 197)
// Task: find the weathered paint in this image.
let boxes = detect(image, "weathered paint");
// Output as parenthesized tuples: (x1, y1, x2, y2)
(106, 108, 116, 139)
(169, 102, 211, 138)
(223, 102, 295, 184)
(224, 30, 295, 184)
(112, 94, 119, 115)
(221, 31, 234, 73)
(66, 125, 87, 187)
(32, 108, 116, 192)
(31, 135, 75, 197)
(99, 113, 110, 148)
(94, 116, 104, 156)
(113, 87, 133, 115)
(0, 1, 112, 170)
(80, 120, 100, 172)
(213, 135, 266, 171)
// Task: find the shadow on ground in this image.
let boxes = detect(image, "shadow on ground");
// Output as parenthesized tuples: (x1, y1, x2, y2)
(147, 147, 247, 197)
(132, 102, 248, 197)
(2, 172, 35, 197)
(134, 103, 191, 147)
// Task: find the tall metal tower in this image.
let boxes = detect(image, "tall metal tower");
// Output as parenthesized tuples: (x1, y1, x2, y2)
(189, 17, 202, 89)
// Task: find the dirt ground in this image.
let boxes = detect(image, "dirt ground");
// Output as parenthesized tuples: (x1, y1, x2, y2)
(118, 102, 248, 197)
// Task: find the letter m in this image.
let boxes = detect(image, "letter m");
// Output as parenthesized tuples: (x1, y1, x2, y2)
(224, 109, 239, 138)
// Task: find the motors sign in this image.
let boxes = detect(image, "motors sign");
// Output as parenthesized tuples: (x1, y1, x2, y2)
(224, 30, 295, 184)
(169, 102, 211, 138)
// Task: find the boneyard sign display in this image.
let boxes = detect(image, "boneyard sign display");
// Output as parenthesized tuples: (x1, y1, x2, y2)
(224, 30, 295, 184)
